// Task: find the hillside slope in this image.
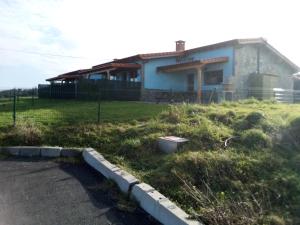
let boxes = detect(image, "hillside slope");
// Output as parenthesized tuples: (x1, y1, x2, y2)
(1, 99, 299, 225)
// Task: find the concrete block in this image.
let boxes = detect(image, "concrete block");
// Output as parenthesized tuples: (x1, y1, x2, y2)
(0, 147, 20, 156)
(157, 198, 201, 225)
(132, 183, 201, 225)
(110, 169, 139, 193)
(18, 146, 41, 157)
(82, 148, 139, 193)
(131, 183, 165, 216)
(158, 136, 188, 154)
(83, 148, 120, 178)
(41, 147, 62, 157)
(61, 148, 83, 157)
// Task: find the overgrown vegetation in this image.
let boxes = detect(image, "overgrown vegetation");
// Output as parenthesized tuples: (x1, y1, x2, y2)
(0, 98, 300, 224)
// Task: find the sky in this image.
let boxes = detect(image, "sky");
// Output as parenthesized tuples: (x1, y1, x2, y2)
(0, 0, 300, 88)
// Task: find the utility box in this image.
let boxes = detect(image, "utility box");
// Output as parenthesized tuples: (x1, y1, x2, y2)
(247, 73, 279, 100)
(158, 136, 188, 154)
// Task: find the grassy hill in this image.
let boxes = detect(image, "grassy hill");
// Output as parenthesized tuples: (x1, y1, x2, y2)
(0, 99, 299, 225)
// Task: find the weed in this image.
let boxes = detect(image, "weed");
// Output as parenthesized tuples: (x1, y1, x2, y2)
(1, 100, 300, 224)
(2, 120, 43, 146)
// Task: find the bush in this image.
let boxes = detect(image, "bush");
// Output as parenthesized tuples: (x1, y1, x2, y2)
(234, 111, 276, 133)
(289, 117, 300, 142)
(291, 154, 300, 172)
(246, 111, 265, 124)
(240, 129, 271, 149)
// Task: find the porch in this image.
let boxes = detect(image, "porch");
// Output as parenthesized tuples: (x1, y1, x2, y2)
(153, 57, 232, 103)
(89, 62, 141, 82)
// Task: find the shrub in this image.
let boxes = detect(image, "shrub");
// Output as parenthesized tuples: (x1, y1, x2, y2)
(289, 117, 300, 142)
(240, 129, 271, 149)
(246, 111, 265, 125)
(291, 154, 300, 172)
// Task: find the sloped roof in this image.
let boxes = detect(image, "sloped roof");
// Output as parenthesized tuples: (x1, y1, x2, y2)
(46, 38, 299, 81)
(46, 69, 91, 81)
(92, 62, 141, 71)
(115, 38, 299, 71)
(157, 57, 229, 72)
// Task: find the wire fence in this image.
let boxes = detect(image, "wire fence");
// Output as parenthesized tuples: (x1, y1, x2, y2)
(0, 88, 101, 128)
(0, 87, 300, 128)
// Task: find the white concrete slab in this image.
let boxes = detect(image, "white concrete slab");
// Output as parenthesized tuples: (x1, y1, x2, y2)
(111, 169, 139, 193)
(158, 136, 188, 153)
(132, 183, 201, 225)
(83, 148, 139, 194)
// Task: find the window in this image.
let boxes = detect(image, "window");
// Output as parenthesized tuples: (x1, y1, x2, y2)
(204, 70, 223, 85)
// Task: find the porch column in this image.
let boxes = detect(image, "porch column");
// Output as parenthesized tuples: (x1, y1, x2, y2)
(196, 66, 203, 103)
(106, 70, 111, 80)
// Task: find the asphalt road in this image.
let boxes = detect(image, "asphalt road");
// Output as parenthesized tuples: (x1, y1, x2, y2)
(0, 157, 160, 225)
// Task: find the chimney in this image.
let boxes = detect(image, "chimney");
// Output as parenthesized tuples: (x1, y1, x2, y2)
(175, 40, 185, 52)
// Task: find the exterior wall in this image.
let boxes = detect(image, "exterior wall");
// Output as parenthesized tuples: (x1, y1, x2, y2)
(88, 69, 142, 82)
(259, 47, 295, 89)
(143, 57, 186, 91)
(185, 47, 234, 91)
(234, 44, 295, 97)
(143, 47, 234, 92)
(89, 73, 105, 80)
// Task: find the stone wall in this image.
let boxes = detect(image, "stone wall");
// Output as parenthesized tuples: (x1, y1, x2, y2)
(141, 89, 223, 103)
(141, 89, 197, 103)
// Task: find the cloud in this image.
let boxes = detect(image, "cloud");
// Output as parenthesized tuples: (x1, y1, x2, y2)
(0, 0, 299, 88)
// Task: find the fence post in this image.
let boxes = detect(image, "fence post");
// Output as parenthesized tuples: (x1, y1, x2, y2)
(32, 88, 35, 106)
(17, 89, 20, 102)
(75, 82, 78, 99)
(13, 89, 16, 127)
(97, 89, 101, 124)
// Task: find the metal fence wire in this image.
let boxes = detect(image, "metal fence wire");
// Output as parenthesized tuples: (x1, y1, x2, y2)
(0, 87, 300, 128)
(0, 89, 102, 128)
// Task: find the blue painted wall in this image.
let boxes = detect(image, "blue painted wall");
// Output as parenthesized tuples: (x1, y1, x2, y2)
(89, 70, 142, 82)
(89, 73, 105, 80)
(143, 47, 234, 91)
(144, 57, 187, 91)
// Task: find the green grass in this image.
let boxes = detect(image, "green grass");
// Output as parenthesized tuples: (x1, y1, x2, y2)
(0, 98, 167, 127)
(1, 98, 300, 225)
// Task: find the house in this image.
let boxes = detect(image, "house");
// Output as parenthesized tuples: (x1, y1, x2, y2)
(46, 38, 299, 102)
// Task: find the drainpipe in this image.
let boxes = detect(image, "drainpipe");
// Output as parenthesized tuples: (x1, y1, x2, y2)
(196, 66, 203, 103)
(257, 44, 260, 74)
(140, 61, 145, 101)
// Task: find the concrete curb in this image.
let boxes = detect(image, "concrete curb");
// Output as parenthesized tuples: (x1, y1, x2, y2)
(132, 183, 202, 225)
(82, 148, 202, 225)
(0, 146, 82, 158)
(83, 148, 139, 193)
(0, 146, 202, 225)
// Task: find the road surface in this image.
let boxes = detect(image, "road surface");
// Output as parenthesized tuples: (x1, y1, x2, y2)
(0, 157, 160, 225)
